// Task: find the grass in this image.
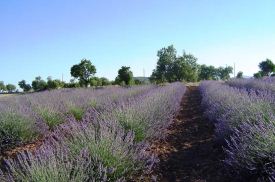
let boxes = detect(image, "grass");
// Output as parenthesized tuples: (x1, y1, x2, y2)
(37, 108, 64, 130)
(89, 100, 97, 108)
(68, 106, 85, 121)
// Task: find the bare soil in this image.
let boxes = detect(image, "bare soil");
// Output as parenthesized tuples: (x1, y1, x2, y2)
(148, 86, 233, 182)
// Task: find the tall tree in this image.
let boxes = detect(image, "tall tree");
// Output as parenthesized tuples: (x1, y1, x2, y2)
(171, 52, 199, 82)
(70, 59, 96, 87)
(258, 59, 275, 76)
(18, 80, 32, 92)
(151, 45, 177, 83)
(116, 66, 134, 86)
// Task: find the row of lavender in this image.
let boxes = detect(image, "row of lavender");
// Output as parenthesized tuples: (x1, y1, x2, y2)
(200, 81, 275, 181)
(227, 78, 275, 93)
(0, 85, 157, 153)
(0, 83, 186, 181)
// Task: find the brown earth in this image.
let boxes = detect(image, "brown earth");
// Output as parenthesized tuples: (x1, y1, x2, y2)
(0, 138, 44, 168)
(147, 86, 233, 182)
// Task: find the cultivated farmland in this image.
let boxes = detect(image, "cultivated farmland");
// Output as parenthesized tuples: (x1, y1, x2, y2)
(1, 79, 275, 181)
(0, 83, 186, 181)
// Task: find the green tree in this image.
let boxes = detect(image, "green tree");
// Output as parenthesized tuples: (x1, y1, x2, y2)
(258, 59, 275, 76)
(100, 77, 110, 86)
(217, 66, 233, 80)
(89, 77, 98, 87)
(18, 80, 32, 92)
(198, 65, 218, 80)
(64, 79, 80, 88)
(151, 45, 200, 83)
(170, 52, 199, 82)
(117, 66, 134, 86)
(32, 76, 47, 91)
(151, 45, 177, 83)
(6, 84, 16, 92)
(254, 71, 263, 79)
(236, 71, 243, 78)
(96, 77, 102, 86)
(134, 79, 142, 85)
(47, 77, 62, 90)
(0, 81, 6, 92)
(70, 59, 96, 87)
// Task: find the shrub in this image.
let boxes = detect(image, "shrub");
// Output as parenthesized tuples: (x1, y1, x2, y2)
(0, 112, 39, 152)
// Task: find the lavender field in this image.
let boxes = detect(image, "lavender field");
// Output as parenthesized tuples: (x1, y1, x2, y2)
(0, 83, 186, 181)
(200, 80, 275, 181)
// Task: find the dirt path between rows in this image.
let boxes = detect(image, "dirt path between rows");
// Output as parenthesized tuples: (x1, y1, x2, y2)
(149, 86, 232, 182)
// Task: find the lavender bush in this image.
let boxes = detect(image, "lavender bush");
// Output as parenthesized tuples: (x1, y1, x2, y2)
(200, 81, 275, 181)
(2, 120, 136, 182)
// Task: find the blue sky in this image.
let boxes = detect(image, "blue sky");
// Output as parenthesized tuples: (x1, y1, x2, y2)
(1, 0, 275, 86)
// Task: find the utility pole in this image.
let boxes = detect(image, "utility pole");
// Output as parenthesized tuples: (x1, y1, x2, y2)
(62, 74, 64, 82)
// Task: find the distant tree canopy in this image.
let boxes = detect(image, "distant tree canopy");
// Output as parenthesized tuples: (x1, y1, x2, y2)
(63, 79, 80, 88)
(236, 71, 244, 79)
(115, 66, 134, 86)
(47, 77, 63, 90)
(198, 65, 218, 80)
(253, 59, 275, 78)
(89, 77, 110, 87)
(198, 65, 233, 81)
(32, 76, 47, 91)
(0, 81, 6, 92)
(253, 72, 262, 79)
(150, 45, 233, 83)
(259, 59, 275, 76)
(71, 59, 96, 87)
(6, 84, 16, 92)
(18, 80, 32, 92)
(134, 79, 142, 85)
(150, 45, 199, 83)
(217, 66, 233, 80)
(100, 77, 110, 86)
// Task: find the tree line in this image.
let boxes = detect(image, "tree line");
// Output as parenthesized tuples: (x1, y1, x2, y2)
(0, 82, 17, 93)
(3, 44, 272, 93)
(0, 59, 139, 93)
